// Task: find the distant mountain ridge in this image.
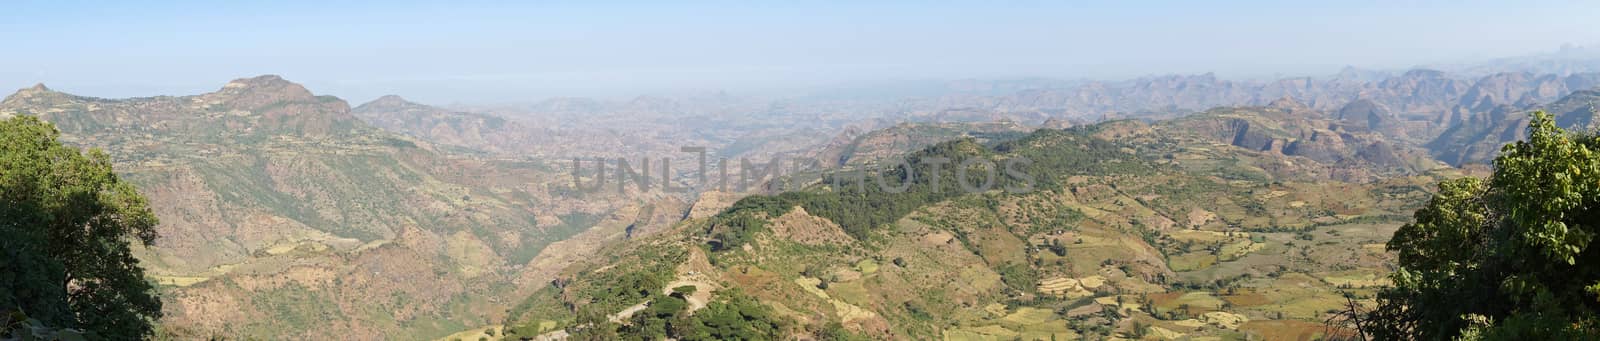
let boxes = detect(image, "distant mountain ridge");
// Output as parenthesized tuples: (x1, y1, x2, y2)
(3, 75, 361, 142)
(934, 70, 1597, 127)
(915, 69, 1600, 166)
(352, 95, 532, 154)
(1435, 43, 1600, 76)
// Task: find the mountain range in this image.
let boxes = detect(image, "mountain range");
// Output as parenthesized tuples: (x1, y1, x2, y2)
(1, 76, 676, 339)
(3, 61, 1597, 339)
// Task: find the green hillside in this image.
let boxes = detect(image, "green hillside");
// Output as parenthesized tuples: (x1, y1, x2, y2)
(504, 108, 1461, 340)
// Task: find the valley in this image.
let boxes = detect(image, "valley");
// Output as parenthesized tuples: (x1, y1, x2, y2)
(10, 3, 1600, 340)
(1, 60, 1595, 340)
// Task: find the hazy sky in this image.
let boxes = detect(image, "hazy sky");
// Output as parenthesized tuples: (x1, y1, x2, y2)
(2, 0, 1598, 104)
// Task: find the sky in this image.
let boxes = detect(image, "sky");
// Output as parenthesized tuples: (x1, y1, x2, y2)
(1, 0, 1598, 104)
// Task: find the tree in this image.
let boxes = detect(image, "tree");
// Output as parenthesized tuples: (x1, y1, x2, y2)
(0, 115, 162, 339)
(678, 295, 784, 341)
(1049, 239, 1068, 257)
(1364, 112, 1600, 339)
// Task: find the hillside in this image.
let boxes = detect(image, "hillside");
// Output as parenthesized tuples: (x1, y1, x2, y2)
(806, 120, 1033, 168)
(352, 95, 535, 155)
(1155, 99, 1443, 182)
(0, 77, 669, 339)
(2, 71, 1568, 340)
(1429, 89, 1600, 165)
(500, 111, 1463, 340)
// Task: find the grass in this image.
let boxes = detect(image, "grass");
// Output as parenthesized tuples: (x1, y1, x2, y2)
(1240, 320, 1327, 341)
(826, 280, 873, 308)
(855, 259, 879, 274)
(150, 275, 210, 287)
(1320, 271, 1391, 287)
(998, 307, 1055, 326)
(1151, 291, 1227, 313)
(1169, 252, 1219, 272)
(945, 325, 1019, 341)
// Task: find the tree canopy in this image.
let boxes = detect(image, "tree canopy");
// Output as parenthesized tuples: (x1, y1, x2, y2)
(1, 115, 162, 339)
(1368, 111, 1600, 339)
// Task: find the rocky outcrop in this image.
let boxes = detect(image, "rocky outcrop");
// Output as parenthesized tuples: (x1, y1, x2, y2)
(1336, 99, 1408, 139)
(1282, 130, 1349, 163)
(1157, 105, 1439, 181)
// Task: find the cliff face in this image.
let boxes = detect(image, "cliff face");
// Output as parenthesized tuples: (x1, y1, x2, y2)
(1158, 104, 1441, 182)
(1335, 99, 1409, 140)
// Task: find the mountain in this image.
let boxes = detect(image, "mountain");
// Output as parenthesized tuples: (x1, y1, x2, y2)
(1156, 100, 1443, 182)
(921, 70, 1600, 147)
(361, 67, 1600, 170)
(6, 63, 1592, 339)
(807, 120, 1032, 168)
(352, 95, 534, 154)
(1438, 43, 1600, 76)
(0, 76, 666, 339)
(1429, 89, 1600, 165)
(2, 76, 359, 143)
(500, 115, 1460, 340)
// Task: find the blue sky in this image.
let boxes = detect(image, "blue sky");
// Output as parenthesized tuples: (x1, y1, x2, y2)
(2, 1, 1597, 104)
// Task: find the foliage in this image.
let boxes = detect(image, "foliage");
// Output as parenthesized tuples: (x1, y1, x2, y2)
(570, 291, 786, 341)
(1, 312, 87, 341)
(1366, 112, 1600, 339)
(0, 115, 162, 339)
(674, 293, 786, 341)
(507, 242, 688, 337)
(707, 212, 769, 252)
(703, 128, 1149, 250)
(713, 137, 1048, 244)
(997, 263, 1039, 294)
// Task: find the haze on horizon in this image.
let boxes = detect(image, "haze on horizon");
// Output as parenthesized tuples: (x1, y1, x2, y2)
(2, 0, 1598, 104)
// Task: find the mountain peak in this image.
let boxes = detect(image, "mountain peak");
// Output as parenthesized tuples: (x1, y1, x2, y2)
(210, 74, 319, 106)
(354, 95, 427, 113)
(374, 94, 408, 102)
(1267, 96, 1308, 111)
(3, 83, 64, 106)
(369, 95, 413, 106)
(1400, 68, 1448, 79)
(12, 83, 54, 96)
(217, 75, 319, 99)
(222, 74, 297, 90)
